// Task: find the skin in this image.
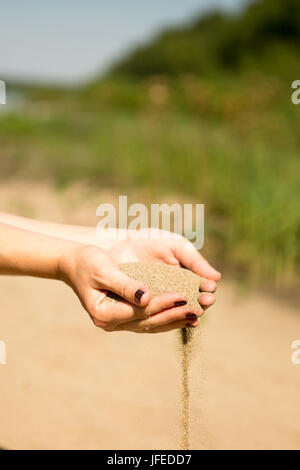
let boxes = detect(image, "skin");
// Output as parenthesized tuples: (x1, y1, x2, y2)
(0, 213, 221, 334)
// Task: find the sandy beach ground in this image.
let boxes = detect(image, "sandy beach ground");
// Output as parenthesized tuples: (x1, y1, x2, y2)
(0, 183, 299, 450)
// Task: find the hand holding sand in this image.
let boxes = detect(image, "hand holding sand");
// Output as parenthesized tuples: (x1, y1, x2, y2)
(0, 220, 219, 335)
(105, 262, 215, 333)
(107, 229, 220, 310)
(59, 244, 203, 333)
(60, 231, 220, 333)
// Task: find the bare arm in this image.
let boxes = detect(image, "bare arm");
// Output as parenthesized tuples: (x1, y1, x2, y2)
(0, 212, 114, 250)
(0, 222, 73, 278)
(0, 222, 198, 333)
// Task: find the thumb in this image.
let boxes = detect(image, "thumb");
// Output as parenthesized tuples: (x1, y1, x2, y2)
(99, 265, 151, 307)
(78, 287, 106, 318)
(174, 239, 221, 281)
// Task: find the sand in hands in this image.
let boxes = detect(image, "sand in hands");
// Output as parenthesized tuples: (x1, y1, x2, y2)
(106, 261, 205, 450)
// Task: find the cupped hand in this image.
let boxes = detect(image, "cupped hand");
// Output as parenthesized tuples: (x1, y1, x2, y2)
(58, 244, 202, 333)
(106, 229, 221, 311)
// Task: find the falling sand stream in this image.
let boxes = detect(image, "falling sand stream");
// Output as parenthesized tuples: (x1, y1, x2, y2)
(105, 262, 205, 450)
(180, 328, 193, 450)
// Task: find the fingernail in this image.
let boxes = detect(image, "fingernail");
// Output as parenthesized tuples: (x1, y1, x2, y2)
(134, 289, 145, 303)
(174, 300, 187, 307)
(185, 313, 197, 320)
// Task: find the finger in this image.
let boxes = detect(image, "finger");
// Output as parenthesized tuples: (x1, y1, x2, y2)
(96, 291, 188, 327)
(77, 285, 142, 328)
(174, 239, 221, 281)
(79, 287, 108, 327)
(198, 292, 216, 309)
(116, 304, 202, 332)
(143, 305, 201, 328)
(148, 320, 199, 334)
(96, 296, 144, 326)
(199, 279, 217, 293)
(147, 292, 188, 315)
(99, 266, 151, 307)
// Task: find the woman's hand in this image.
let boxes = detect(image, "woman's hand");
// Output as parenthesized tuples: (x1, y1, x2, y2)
(60, 228, 221, 314)
(106, 229, 221, 311)
(0, 214, 220, 331)
(58, 244, 202, 333)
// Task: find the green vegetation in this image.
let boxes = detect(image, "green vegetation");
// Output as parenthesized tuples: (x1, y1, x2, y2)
(111, 0, 300, 79)
(1, 0, 300, 285)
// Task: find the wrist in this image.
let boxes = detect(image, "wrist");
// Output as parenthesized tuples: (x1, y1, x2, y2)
(56, 240, 82, 285)
(57, 242, 97, 286)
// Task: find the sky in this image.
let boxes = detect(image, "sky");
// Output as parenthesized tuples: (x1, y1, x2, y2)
(0, 0, 248, 85)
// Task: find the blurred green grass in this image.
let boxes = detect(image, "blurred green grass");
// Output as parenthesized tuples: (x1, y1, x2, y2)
(1, 76, 299, 285)
(1, 0, 300, 286)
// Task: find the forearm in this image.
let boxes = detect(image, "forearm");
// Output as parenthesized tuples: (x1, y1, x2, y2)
(0, 212, 116, 250)
(0, 222, 76, 279)
(0, 212, 92, 239)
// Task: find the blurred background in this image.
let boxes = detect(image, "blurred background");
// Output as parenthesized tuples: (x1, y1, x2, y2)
(0, 0, 300, 450)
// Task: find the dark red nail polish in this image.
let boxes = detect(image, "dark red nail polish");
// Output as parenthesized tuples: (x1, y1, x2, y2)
(199, 287, 216, 293)
(174, 300, 187, 307)
(185, 313, 197, 319)
(134, 289, 145, 303)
